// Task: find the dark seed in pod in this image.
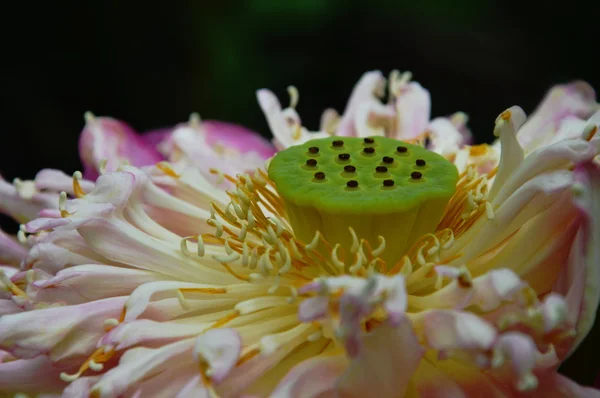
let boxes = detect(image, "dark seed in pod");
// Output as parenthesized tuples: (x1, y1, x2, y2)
(376, 166, 388, 173)
(416, 159, 426, 166)
(411, 171, 422, 180)
(363, 147, 375, 154)
(338, 153, 350, 160)
(344, 165, 356, 172)
(347, 180, 359, 188)
(332, 140, 344, 147)
(364, 137, 375, 144)
(308, 146, 319, 154)
(383, 179, 395, 187)
(306, 159, 317, 166)
(382, 156, 394, 164)
(397, 146, 408, 153)
(314, 172, 326, 180)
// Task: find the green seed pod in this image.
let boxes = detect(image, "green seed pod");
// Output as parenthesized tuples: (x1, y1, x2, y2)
(268, 136, 458, 266)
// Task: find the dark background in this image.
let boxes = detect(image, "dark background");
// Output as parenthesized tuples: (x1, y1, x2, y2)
(1, 0, 599, 387)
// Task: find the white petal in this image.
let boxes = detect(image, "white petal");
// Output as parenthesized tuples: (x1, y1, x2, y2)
(194, 328, 241, 383)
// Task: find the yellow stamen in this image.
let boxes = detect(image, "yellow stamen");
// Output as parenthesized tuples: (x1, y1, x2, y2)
(199, 362, 212, 387)
(209, 311, 239, 329)
(179, 287, 228, 295)
(292, 125, 302, 141)
(584, 125, 597, 141)
(469, 144, 489, 156)
(218, 262, 251, 282)
(236, 346, 260, 367)
(2, 278, 27, 297)
(72, 171, 86, 198)
(59, 191, 71, 218)
(156, 161, 180, 178)
(487, 167, 498, 179)
(60, 347, 115, 382)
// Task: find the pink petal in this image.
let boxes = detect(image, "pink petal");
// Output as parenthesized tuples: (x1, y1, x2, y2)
(30, 264, 165, 304)
(163, 121, 268, 178)
(449, 111, 473, 145)
(423, 310, 497, 352)
(140, 127, 173, 149)
(0, 299, 22, 315)
(416, 268, 523, 312)
(414, 359, 508, 398)
(83, 170, 137, 209)
(459, 169, 575, 261)
(77, 218, 224, 282)
(539, 293, 569, 332)
(559, 161, 600, 353)
(414, 362, 470, 398)
(427, 117, 469, 156)
(0, 175, 58, 223)
(62, 376, 100, 398)
(319, 108, 340, 133)
(256, 89, 296, 148)
(493, 138, 596, 206)
(352, 100, 396, 138)
(202, 120, 275, 159)
(39, 208, 61, 218)
(338, 294, 371, 357)
(0, 264, 18, 280)
(336, 320, 424, 397)
(90, 339, 195, 398)
(0, 355, 67, 394)
(34, 169, 95, 195)
(298, 296, 329, 322)
(78, 114, 163, 180)
(221, 330, 325, 397)
(524, 371, 600, 397)
(518, 81, 598, 151)
(144, 121, 274, 161)
(122, 280, 234, 322)
(394, 81, 431, 140)
(26, 229, 110, 274)
(493, 332, 538, 391)
(25, 217, 72, 233)
(100, 319, 203, 351)
(337, 71, 387, 137)
(380, 274, 408, 325)
(0, 296, 126, 363)
(256, 89, 329, 150)
(272, 356, 346, 398)
(0, 228, 27, 265)
(125, 367, 203, 398)
(175, 375, 210, 398)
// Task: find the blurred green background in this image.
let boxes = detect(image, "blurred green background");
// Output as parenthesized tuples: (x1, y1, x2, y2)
(1, 0, 599, 387)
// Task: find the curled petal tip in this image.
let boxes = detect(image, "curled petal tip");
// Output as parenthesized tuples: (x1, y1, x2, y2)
(494, 106, 527, 137)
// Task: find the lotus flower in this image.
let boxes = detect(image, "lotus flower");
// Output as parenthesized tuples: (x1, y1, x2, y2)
(1, 71, 599, 398)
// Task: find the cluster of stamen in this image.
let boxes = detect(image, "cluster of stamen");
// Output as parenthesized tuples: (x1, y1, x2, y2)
(438, 165, 498, 235)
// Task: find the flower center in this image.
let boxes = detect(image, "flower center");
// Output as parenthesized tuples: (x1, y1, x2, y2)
(268, 136, 459, 266)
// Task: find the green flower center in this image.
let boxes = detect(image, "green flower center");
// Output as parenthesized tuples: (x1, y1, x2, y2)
(268, 136, 458, 266)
